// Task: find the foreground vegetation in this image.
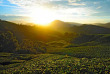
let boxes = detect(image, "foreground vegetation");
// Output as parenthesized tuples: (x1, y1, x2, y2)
(0, 53, 110, 74)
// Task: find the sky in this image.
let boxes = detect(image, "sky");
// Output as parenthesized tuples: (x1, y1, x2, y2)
(0, 0, 110, 24)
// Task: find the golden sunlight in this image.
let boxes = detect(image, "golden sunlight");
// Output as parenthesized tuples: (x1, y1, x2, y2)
(29, 7, 56, 26)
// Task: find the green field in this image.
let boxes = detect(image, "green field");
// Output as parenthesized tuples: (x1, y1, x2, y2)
(47, 46, 110, 58)
(0, 53, 110, 74)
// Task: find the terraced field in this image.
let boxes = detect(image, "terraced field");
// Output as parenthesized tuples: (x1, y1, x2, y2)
(0, 53, 110, 74)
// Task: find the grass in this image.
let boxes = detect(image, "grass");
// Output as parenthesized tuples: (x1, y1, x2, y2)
(47, 45, 110, 58)
(0, 53, 110, 74)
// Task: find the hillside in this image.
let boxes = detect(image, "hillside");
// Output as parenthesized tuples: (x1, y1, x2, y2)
(1, 20, 110, 36)
(96, 23, 110, 28)
(0, 20, 62, 42)
(72, 25, 110, 34)
(70, 34, 110, 45)
(49, 20, 110, 34)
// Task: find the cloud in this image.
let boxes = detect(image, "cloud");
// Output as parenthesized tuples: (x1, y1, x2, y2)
(8, 0, 38, 7)
(7, 0, 96, 17)
(6, 0, 99, 23)
(68, 0, 85, 6)
(96, 6, 102, 9)
(7, 0, 85, 10)
(69, 3, 85, 5)
(7, 0, 83, 8)
(0, 14, 29, 19)
(93, 2, 99, 4)
(0, 0, 3, 3)
(0, 4, 18, 7)
(7, 0, 62, 7)
(55, 7, 97, 17)
(68, 0, 81, 3)
(91, 12, 110, 16)
(7, 0, 67, 12)
(0, 14, 30, 23)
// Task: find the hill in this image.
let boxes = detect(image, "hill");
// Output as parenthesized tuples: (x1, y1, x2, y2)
(95, 22, 110, 28)
(70, 34, 110, 45)
(71, 25, 110, 34)
(49, 20, 73, 32)
(0, 20, 61, 42)
(1, 20, 110, 36)
(49, 20, 81, 27)
(48, 20, 110, 34)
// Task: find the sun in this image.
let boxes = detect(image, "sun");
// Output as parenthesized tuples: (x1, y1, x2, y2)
(29, 7, 56, 26)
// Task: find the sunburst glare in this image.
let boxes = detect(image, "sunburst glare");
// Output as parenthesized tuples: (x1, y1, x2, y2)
(28, 7, 56, 26)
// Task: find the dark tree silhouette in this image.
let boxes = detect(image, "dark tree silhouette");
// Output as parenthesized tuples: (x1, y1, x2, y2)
(0, 31, 19, 52)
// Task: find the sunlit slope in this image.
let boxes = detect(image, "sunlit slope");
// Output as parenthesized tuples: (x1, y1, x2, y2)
(49, 20, 81, 32)
(50, 21, 110, 33)
(97, 22, 110, 28)
(0, 20, 61, 41)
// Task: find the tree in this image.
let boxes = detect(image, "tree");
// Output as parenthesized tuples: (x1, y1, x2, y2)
(0, 31, 19, 52)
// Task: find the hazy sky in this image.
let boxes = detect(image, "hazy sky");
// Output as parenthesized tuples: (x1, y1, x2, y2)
(0, 0, 110, 24)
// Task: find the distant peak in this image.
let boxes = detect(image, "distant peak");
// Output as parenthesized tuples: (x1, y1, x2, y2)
(51, 20, 64, 23)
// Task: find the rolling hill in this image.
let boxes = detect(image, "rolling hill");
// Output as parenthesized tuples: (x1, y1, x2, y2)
(49, 20, 110, 34)
(0, 20, 62, 42)
(96, 22, 110, 28)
